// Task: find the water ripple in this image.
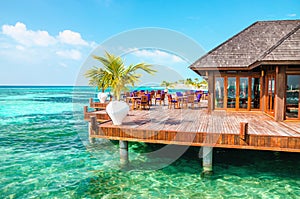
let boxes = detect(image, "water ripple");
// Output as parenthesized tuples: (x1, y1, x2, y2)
(0, 87, 299, 198)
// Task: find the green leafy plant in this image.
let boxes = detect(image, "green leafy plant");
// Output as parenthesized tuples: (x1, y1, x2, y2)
(85, 52, 156, 100)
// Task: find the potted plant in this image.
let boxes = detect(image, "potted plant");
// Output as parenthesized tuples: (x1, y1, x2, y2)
(85, 52, 156, 125)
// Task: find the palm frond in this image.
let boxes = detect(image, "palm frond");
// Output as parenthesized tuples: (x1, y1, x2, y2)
(85, 51, 156, 100)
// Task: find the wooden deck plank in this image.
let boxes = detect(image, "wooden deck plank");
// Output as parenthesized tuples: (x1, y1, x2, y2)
(87, 101, 300, 152)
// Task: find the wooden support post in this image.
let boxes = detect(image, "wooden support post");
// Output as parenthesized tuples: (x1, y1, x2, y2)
(89, 116, 98, 144)
(261, 74, 266, 112)
(202, 146, 213, 175)
(207, 71, 214, 113)
(119, 140, 129, 167)
(84, 106, 88, 113)
(89, 98, 93, 107)
(207, 93, 212, 114)
(84, 106, 88, 121)
(275, 66, 286, 121)
(240, 122, 248, 141)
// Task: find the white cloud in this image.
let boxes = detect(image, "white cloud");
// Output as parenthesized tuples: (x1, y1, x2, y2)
(16, 45, 25, 51)
(56, 49, 82, 60)
(0, 22, 95, 65)
(287, 13, 297, 17)
(131, 49, 184, 63)
(59, 62, 68, 68)
(1, 22, 91, 48)
(58, 30, 88, 46)
(2, 22, 56, 46)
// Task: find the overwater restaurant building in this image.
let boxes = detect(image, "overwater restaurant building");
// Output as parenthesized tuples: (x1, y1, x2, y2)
(190, 20, 300, 121)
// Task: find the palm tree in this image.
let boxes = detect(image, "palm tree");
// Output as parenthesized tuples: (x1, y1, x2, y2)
(185, 78, 193, 86)
(199, 79, 208, 89)
(178, 79, 185, 84)
(85, 52, 156, 100)
(160, 80, 174, 89)
(84, 66, 110, 92)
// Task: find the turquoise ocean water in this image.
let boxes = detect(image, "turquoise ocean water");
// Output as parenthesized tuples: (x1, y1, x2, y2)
(0, 86, 299, 198)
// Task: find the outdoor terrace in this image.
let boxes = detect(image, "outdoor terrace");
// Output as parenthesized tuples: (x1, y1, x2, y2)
(86, 101, 300, 153)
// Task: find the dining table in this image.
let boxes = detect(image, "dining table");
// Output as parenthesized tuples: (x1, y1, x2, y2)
(126, 96, 141, 110)
(175, 95, 188, 109)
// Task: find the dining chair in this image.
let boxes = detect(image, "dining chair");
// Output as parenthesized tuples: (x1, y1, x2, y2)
(194, 93, 202, 108)
(136, 95, 150, 110)
(167, 94, 178, 109)
(155, 93, 165, 105)
(184, 95, 195, 109)
(146, 93, 152, 106)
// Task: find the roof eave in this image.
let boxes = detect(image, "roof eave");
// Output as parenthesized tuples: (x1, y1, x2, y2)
(191, 60, 300, 72)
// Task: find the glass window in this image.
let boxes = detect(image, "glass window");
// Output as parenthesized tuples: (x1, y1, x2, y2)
(239, 77, 248, 109)
(286, 75, 300, 119)
(251, 78, 260, 109)
(227, 77, 236, 108)
(215, 77, 224, 108)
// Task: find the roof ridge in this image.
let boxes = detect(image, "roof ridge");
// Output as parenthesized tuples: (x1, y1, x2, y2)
(189, 21, 259, 69)
(258, 23, 300, 61)
(256, 19, 300, 23)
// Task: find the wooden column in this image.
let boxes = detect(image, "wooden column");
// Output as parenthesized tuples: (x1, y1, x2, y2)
(202, 146, 213, 175)
(207, 71, 215, 112)
(299, 91, 300, 119)
(89, 116, 97, 144)
(240, 122, 249, 142)
(275, 66, 286, 121)
(120, 140, 129, 167)
(261, 74, 266, 112)
(89, 98, 93, 107)
(84, 106, 88, 114)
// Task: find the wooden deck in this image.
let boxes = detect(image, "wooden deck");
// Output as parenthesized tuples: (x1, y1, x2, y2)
(86, 102, 300, 152)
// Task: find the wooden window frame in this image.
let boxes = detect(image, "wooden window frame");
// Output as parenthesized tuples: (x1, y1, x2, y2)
(265, 73, 276, 116)
(285, 73, 300, 120)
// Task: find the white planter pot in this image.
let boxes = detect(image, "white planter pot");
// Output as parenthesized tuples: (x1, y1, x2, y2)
(97, 92, 108, 103)
(106, 101, 129, 125)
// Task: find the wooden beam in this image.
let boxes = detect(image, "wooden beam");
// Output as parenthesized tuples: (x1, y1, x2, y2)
(299, 90, 300, 119)
(207, 71, 214, 112)
(84, 106, 88, 114)
(90, 116, 99, 135)
(207, 94, 212, 114)
(260, 75, 265, 112)
(239, 122, 248, 142)
(275, 66, 286, 121)
(89, 98, 93, 107)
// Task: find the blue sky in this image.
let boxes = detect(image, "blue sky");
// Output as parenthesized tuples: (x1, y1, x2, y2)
(0, 0, 299, 85)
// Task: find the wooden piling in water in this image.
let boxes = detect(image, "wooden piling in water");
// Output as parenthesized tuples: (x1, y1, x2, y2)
(89, 116, 97, 144)
(119, 140, 129, 167)
(202, 146, 213, 174)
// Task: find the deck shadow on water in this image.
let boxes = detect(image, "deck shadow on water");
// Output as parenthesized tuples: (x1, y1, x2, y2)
(119, 142, 300, 177)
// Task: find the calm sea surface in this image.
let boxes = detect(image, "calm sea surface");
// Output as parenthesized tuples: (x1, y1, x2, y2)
(0, 86, 299, 198)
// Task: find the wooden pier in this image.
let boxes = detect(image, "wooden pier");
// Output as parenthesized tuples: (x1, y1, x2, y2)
(86, 105, 300, 153)
(84, 100, 300, 173)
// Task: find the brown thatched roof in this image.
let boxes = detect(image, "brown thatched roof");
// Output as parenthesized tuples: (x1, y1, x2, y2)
(190, 20, 300, 71)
